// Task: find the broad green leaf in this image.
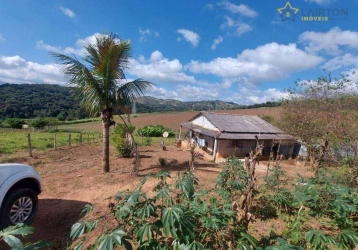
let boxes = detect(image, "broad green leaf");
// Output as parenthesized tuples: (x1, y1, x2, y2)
(2, 234, 24, 250)
(23, 241, 53, 250)
(70, 222, 86, 240)
(80, 204, 96, 217)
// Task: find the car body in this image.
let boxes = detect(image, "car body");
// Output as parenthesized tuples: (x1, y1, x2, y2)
(0, 163, 42, 228)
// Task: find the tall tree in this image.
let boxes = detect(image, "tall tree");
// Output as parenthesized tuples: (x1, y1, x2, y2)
(53, 33, 152, 172)
(278, 72, 358, 175)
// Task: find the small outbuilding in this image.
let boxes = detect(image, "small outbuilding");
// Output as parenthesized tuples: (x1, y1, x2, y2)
(179, 112, 299, 162)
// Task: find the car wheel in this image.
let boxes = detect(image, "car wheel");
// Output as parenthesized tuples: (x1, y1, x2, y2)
(0, 188, 38, 228)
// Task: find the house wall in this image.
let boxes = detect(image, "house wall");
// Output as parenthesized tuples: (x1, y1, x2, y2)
(191, 116, 219, 131)
(215, 139, 295, 160)
(200, 134, 215, 152)
(216, 139, 258, 158)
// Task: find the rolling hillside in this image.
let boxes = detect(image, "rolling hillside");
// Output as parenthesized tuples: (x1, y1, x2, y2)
(0, 83, 279, 120)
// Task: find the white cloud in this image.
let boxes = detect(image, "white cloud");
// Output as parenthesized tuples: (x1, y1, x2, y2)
(323, 54, 358, 71)
(139, 29, 160, 42)
(60, 6, 75, 18)
(211, 36, 223, 50)
(149, 50, 163, 62)
(37, 33, 103, 56)
(36, 40, 62, 53)
(304, 0, 334, 5)
(186, 42, 324, 84)
(128, 51, 196, 83)
(205, 4, 214, 10)
(218, 1, 258, 18)
(197, 78, 232, 89)
(177, 29, 200, 47)
(0, 55, 66, 84)
(220, 16, 252, 36)
(236, 23, 252, 36)
(225, 82, 288, 105)
(177, 84, 219, 100)
(299, 27, 358, 55)
(343, 69, 358, 85)
(0, 34, 4, 41)
(146, 85, 180, 100)
(139, 29, 150, 35)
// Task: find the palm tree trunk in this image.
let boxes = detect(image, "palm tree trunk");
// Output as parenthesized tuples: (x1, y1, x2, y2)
(102, 122, 110, 173)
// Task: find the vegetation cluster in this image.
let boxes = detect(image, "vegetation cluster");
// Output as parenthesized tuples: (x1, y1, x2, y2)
(137, 125, 175, 138)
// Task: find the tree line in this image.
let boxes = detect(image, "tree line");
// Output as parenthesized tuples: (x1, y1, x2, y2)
(0, 83, 280, 121)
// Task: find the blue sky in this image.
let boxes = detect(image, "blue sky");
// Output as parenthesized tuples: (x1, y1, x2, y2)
(0, 0, 357, 104)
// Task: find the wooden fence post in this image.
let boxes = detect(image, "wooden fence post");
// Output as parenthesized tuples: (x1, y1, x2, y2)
(27, 133, 32, 157)
(54, 134, 57, 150)
(87, 133, 90, 143)
(92, 133, 94, 142)
(80, 133, 82, 144)
(69, 134, 71, 147)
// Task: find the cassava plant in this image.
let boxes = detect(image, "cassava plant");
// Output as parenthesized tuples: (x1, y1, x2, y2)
(70, 165, 258, 249)
(0, 223, 52, 249)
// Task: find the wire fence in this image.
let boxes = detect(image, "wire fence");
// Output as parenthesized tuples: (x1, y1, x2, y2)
(0, 130, 102, 156)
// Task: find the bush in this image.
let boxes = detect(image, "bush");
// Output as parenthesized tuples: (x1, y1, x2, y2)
(260, 115, 274, 124)
(143, 137, 152, 146)
(111, 124, 136, 158)
(29, 118, 48, 129)
(158, 157, 166, 167)
(137, 125, 175, 137)
(5, 118, 26, 129)
(113, 138, 132, 158)
(112, 124, 136, 138)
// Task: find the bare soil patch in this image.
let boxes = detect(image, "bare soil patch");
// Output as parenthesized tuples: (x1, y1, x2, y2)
(58, 107, 281, 132)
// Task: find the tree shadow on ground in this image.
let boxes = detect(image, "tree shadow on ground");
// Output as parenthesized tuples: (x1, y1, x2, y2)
(140, 159, 221, 174)
(28, 199, 89, 249)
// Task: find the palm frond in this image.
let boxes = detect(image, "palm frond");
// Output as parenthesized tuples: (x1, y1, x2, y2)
(52, 33, 153, 116)
(117, 79, 154, 107)
(52, 53, 105, 114)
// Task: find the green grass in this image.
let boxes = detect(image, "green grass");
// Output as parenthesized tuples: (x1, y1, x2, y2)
(134, 136, 176, 147)
(0, 129, 177, 155)
(0, 131, 102, 154)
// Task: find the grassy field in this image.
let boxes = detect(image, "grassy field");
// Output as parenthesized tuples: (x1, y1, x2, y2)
(0, 130, 101, 154)
(1, 108, 279, 155)
(0, 129, 175, 156)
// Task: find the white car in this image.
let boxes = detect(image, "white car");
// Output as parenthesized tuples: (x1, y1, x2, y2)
(0, 163, 42, 228)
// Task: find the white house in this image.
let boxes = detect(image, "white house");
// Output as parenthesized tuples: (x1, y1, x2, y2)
(179, 112, 299, 162)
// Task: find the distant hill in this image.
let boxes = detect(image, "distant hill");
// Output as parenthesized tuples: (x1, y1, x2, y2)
(0, 83, 279, 120)
(136, 96, 243, 113)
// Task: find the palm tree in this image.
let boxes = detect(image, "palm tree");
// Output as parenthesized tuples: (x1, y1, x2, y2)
(53, 33, 153, 172)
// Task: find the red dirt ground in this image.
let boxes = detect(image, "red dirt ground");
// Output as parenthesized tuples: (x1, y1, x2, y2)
(0, 140, 310, 249)
(62, 107, 281, 132)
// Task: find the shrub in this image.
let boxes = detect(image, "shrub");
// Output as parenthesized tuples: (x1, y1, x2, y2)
(137, 125, 175, 137)
(260, 115, 274, 124)
(111, 124, 136, 158)
(158, 157, 166, 167)
(29, 118, 48, 129)
(5, 118, 26, 129)
(143, 137, 152, 146)
(113, 138, 132, 158)
(112, 124, 136, 138)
